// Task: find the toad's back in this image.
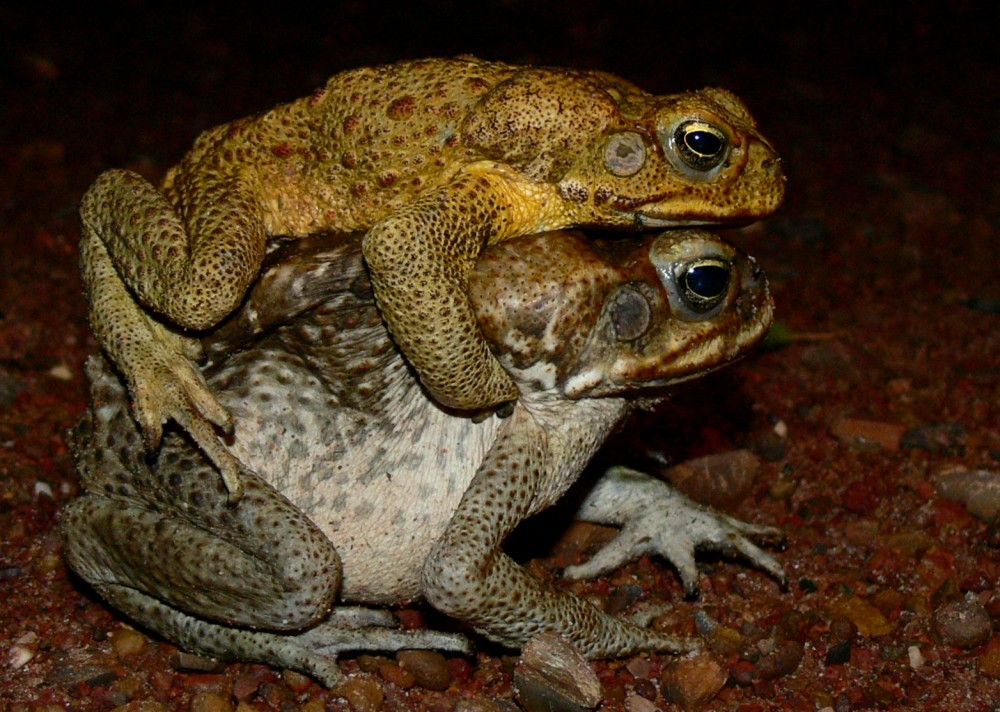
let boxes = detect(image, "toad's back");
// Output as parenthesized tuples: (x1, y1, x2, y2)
(162, 58, 526, 235)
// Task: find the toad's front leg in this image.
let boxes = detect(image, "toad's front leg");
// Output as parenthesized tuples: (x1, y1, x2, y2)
(564, 466, 787, 597)
(79, 168, 269, 498)
(362, 164, 565, 414)
(421, 406, 695, 657)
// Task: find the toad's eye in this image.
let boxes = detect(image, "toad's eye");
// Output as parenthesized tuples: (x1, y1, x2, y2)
(673, 121, 728, 171)
(679, 259, 730, 312)
(604, 132, 647, 177)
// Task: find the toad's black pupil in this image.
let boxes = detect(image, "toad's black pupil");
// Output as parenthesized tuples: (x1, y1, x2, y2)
(686, 130, 722, 157)
(684, 264, 728, 298)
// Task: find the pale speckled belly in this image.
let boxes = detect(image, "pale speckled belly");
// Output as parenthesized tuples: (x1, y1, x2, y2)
(218, 350, 501, 605)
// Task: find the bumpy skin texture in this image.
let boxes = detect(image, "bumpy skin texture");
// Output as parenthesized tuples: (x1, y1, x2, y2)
(64, 229, 784, 687)
(78, 56, 785, 497)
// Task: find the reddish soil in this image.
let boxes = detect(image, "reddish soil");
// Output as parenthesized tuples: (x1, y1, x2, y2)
(1, 3, 997, 710)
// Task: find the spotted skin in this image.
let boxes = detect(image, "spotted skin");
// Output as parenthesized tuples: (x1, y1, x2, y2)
(78, 57, 785, 497)
(63, 229, 781, 687)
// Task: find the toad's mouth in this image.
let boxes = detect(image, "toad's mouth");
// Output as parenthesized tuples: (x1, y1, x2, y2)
(635, 210, 757, 230)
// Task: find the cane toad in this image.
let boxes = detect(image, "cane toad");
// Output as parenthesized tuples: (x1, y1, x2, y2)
(78, 56, 785, 498)
(63, 228, 784, 686)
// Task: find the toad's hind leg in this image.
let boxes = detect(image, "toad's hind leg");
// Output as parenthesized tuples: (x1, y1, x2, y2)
(63, 356, 341, 633)
(80, 586, 472, 687)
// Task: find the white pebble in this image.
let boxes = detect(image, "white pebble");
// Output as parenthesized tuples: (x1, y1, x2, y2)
(908, 645, 924, 669)
(8, 632, 38, 669)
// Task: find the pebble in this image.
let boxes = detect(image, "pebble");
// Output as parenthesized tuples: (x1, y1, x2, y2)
(454, 698, 505, 712)
(376, 657, 416, 689)
(756, 639, 805, 680)
(663, 449, 761, 509)
(172, 651, 226, 673)
(110, 627, 147, 657)
(335, 675, 384, 711)
(751, 428, 788, 462)
(604, 583, 643, 614)
(396, 649, 452, 691)
(826, 595, 895, 637)
(625, 693, 658, 712)
(281, 668, 313, 693)
(825, 640, 852, 665)
(901, 423, 966, 454)
(8, 631, 37, 668)
(660, 653, 727, 710)
(189, 691, 233, 712)
(932, 597, 992, 649)
(513, 633, 602, 711)
(907, 645, 925, 670)
(977, 644, 1000, 678)
(935, 467, 1000, 521)
(830, 417, 905, 452)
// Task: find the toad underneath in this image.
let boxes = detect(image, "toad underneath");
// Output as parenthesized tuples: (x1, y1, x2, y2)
(78, 57, 785, 497)
(63, 228, 785, 686)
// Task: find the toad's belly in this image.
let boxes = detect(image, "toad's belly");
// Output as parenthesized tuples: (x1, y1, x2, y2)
(229, 393, 500, 604)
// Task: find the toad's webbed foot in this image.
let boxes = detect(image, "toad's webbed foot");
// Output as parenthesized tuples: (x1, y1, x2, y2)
(564, 466, 786, 598)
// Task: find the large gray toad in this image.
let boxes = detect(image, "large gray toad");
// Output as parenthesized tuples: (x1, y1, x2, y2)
(63, 228, 785, 686)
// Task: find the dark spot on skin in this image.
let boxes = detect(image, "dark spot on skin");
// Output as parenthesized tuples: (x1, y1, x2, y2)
(559, 181, 589, 204)
(270, 143, 294, 158)
(386, 96, 416, 119)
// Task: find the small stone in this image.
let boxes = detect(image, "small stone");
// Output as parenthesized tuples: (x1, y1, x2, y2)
(454, 698, 504, 712)
(514, 633, 602, 711)
(881, 530, 935, 557)
(936, 467, 1000, 521)
(297, 699, 327, 712)
(625, 693, 658, 712)
(112, 702, 171, 712)
(756, 640, 804, 680)
(231, 676, 260, 702)
(828, 617, 857, 645)
(660, 653, 727, 710)
(978, 643, 1000, 678)
(901, 423, 966, 454)
(48, 362, 74, 380)
(830, 417, 905, 452)
(932, 598, 992, 649)
(335, 675, 384, 711)
(110, 627, 147, 657)
(663, 449, 761, 509)
(751, 428, 787, 462)
(825, 640, 852, 665)
(281, 668, 313, 693)
(376, 657, 416, 689)
(396, 649, 452, 691)
(172, 650, 226, 673)
(625, 657, 653, 679)
(8, 632, 37, 669)
(605, 584, 643, 614)
(827, 595, 895, 637)
(907, 645, 925, 670)
(190, 691, 234, 712)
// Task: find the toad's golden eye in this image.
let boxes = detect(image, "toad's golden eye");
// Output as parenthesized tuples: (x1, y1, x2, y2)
(603, 132, 647, 177)
(679, 258, 731, 312)
(673, 121, 728, 171)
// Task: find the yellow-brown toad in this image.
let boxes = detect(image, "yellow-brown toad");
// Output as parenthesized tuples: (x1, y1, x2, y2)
(78, 57, 784, 498)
